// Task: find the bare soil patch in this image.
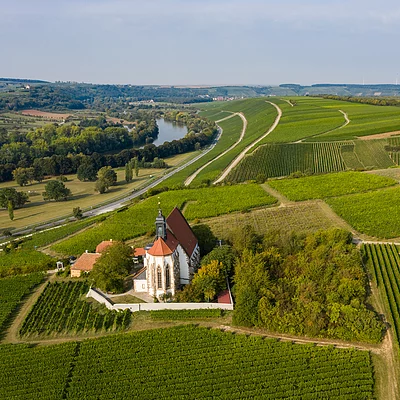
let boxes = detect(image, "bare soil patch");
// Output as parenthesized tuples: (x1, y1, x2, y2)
(21, 109, 72, 120)
(358, 131, 400, 140)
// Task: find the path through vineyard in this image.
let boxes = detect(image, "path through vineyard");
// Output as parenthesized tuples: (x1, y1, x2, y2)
(214, 101, 283, 184)
(184, 112, 247, 186)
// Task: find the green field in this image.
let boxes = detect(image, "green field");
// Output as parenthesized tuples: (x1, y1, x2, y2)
(52, 184, 276, 255)
(226, 140, 396, 182)
(0, 273, 43, 334)
(364, 243, 400, 348)
(267, 172, 397, 201)
(1, 325, 374, 399)
(327, 186, 400, 238)
(20, 281, 131, 338)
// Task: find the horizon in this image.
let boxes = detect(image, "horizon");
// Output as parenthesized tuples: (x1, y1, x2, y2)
(1, 0, 400, 85)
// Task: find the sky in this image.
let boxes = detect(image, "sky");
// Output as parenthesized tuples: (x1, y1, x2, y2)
(1, 0, 399, 86)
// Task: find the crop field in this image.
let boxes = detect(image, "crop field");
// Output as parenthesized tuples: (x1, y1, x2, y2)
(0, 273, 43, 334)
(327, 186, 400, 238)
(364, 243, 400, 347)
(67, 325, 374, 399)
(198, 110, 233, 121)
(0, 325, 375, 399)
(353, 140, 394, 168)
(52, 184, 276, 255)
(149, 309, 224, 320)
(20, 281, 131, 337)
(0, 342, 77, 400)
(204, 201, 342, 240)
(267, 172, 397, 201)
(227, 142, 348, 181)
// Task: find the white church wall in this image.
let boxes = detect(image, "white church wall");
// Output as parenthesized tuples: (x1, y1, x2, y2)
(177, 245, 190, 285)
(133, 279, 147, 292)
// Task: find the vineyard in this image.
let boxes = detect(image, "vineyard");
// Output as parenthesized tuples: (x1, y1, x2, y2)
(327, 186, 400, 238)
(66, 325, 374, 399)
(0, 342, 77, 400)
(226, 140, 396, 183)
(52, 184, 276, 256)
(149, 309, 223, 320)
(205, 201, 341, 241)
(267, 171, 397, 202)
(0, 273, 43, 334)
(20, 281, 131, 337)
(364, 243, 400, 347)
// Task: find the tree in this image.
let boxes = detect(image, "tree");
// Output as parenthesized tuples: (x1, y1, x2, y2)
(134, 157, 139, 177)
(12, 167, 34, 186)
(125, 162, 133, 183)
(42, 180, 71, 201)
(77, 160, 97, 181)
(95, 166, 117, 194)
(91, 242, 133, 293)
(0, 188, 29, 209)
(191, 224, 217, 257)
(201, 245, 236, 276)
(7, 200, 14, 221)
(73, 207, 83, 220)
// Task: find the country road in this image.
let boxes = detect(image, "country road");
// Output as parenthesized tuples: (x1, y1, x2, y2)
(214, 101, 282, 184)
(0, 130, 223, 242)
(184, 112, 247, 186)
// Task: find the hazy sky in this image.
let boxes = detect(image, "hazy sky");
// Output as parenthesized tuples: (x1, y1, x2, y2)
(1, 0, 399, 85)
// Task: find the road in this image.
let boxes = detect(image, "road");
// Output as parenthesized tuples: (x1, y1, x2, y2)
(184, 112, 247, 186)
(1, 131, 223, 241)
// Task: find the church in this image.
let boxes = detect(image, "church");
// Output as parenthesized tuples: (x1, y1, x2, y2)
(133, 207, 200, 299)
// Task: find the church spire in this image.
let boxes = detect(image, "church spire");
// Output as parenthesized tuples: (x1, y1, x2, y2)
(155, 199, 166, 240)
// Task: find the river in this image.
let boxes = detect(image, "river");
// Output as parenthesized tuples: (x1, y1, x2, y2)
(152, 118, 187, 146)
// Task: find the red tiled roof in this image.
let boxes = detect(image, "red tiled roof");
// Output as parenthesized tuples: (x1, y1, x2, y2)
(134, 247, 146, 257)
(71, 253, 101, 271)
(95, 240, 114, 253)
(166, 207, 197, 256)
(147, 237, 173, 256)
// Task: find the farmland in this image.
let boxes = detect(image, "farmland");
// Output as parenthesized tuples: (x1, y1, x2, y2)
(267, 172, 397, 201)
(20, 281, 131, 337)
(327, 186, 400, 238)
(52, 184, 276, 255)
(364, 243, 400, 347)
(0, 273, 43, 334)
(226, 140, 396, 182)
(0, 325, 375, 399)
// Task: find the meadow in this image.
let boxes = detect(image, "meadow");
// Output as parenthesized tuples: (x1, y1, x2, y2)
(20, 281, 131, 338)
(0, 155, 189, 231)
(0, 273, 43, 334)
(52, 184, 276, 255)
(267, 172, 397, 201)
(327, 186, 400, 238)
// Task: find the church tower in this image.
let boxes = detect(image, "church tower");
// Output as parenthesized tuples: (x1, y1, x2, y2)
(155, 207, 166, 240)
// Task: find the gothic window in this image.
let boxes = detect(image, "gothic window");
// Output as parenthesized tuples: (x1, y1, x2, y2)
(157, 266, 162, 289)
(166, 265, 171, 289)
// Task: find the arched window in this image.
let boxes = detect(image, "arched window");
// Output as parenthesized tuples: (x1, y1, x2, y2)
(166, 265, 171, 289)
(157, 266, 162, 289)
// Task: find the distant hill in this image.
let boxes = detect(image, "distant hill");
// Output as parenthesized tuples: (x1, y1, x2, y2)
(0, 78, 49, 84)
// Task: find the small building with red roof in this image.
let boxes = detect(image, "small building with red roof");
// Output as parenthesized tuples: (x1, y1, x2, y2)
(133, 207, 200, 298)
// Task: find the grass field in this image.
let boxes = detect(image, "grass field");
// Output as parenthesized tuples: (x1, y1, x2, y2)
(204, 201, 343, 240)
(267, 172, 397, 201)
(327, 186, 400, 238)
(0, 152, 195, 231)
(52, 184, 277, 255)
(0, 325, 376, 399)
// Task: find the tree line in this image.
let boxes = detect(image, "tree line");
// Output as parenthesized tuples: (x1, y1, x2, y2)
(321, 94, 400, 107)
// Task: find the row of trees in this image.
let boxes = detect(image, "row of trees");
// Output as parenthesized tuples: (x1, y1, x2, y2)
(321, 94, 400, 107)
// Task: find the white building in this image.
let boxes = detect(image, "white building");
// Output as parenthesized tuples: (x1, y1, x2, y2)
(133, 207, 200, 298)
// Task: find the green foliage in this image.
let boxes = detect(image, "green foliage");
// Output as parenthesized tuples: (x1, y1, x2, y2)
(42, 180, 71, 201)
(72, 207, 83, 220)
(268, 171, 397, 201)
(12, 167, 34, 186)
(0, 187, 29, 208)
(0, 273, 43, 334)
(19, 280, 131, 337)
(77, 159, 97, 181)
(52, 184, 276, 255)
(91, 242, 134, 293)
(233, 229, 384, 343)
(150, 309, 223, 320)
(124, 162, 133, 183)
(327, 186, 400, 238)
(364, 243, 400, 347)
(0, 341, 77, 399)
(200, 244, 236, 276)
(191, 224, 216, 257)
(65, 325, 375, 399)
